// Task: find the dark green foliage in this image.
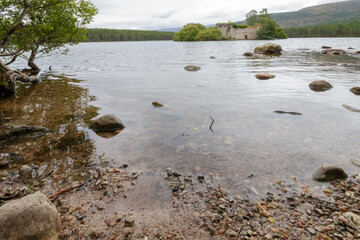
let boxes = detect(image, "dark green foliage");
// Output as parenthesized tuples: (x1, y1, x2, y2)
(284, 20, 360, 38)
(232, 24, 248, 29)
(246, 9, 288, 40)
(174, 23, 222, 42)
(246, 10, 258, 26)
(85, 29, 175, 42)
(174, 24, 203, 41)
(195, 27, 222, 41)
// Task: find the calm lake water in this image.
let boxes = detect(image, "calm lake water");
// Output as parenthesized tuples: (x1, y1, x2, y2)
(7, 38, 360, 207)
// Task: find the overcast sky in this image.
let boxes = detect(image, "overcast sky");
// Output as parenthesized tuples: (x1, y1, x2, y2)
(89, 0, 348, 30)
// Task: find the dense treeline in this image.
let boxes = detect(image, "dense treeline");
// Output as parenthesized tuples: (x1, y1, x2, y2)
(84, 28, 175, 42)
(284, 20, 360, 38)
(173, 24, 222, 41)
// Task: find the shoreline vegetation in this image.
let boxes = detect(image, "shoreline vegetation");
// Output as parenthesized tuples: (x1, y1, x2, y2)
(284, 20, 360, 38)
(84, 28, 175, 42)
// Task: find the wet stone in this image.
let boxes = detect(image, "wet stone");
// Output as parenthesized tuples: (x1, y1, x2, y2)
(306, 227, 316, 235)
(312, 164, 348, 182)
(184, 65, 201, 72)
(20, 165, 32, 174)
(152, 102, 164, 108)
(309, 80, 333, 92)
(350, 87, 360, 96)
(124, 216, 135, 228)
(243, 52, 254, 57)
(0, 160, 9, 169)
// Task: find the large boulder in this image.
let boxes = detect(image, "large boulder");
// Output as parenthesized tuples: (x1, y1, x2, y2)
(309, 80, 333, 92)
(0, 192, 61, 240)
(89, 114, 125, 131)
(350, 87, 360, 95)
(312, 164, 348, 182)
(254, 43, 282, 55)
(0, 125, 47, 141)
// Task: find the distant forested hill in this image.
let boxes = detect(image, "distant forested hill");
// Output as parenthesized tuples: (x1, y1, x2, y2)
(233, 0, 360, 28)
(84, 29, 175, 42)
(284, 20, 360, 38)
(270, 0, 360, 28)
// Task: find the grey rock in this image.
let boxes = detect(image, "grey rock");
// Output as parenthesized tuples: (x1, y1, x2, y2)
(20, 165, 32, 173)
(89, 114, 125, 131)
(0, 192, 61, 240)
(344, 212, 360, 228)
(312, 164, 348, 182)
(306, 227, 316, 235)
(309, 80, 333, 92)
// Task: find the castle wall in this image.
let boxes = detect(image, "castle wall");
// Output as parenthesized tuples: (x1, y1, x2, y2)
(216, 24, 260, 40)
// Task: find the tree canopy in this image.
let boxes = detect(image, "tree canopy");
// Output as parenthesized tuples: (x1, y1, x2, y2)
(246, 8, 288, 40)
(173, 23, 222, 42)
(0, 0, 98, 98)
(0, 0, 98, 71)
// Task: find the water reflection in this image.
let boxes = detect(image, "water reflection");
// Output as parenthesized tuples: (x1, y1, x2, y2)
(0, 76, 99, 185)
(4, 39, 360, 207)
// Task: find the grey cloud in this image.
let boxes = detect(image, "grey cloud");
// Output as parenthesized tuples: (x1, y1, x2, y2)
(88, 0, 347, 30)
(152, 11, 176, 19)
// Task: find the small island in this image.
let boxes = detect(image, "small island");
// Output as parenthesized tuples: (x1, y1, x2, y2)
(174, 8, 288, 41)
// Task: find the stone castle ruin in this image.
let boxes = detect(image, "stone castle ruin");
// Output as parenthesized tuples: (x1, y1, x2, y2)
(216, 23, 261, 40)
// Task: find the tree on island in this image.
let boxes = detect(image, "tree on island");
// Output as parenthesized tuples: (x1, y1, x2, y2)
(246, 9, 288, 40)
(0, 0, 98, 98)
(173, 23, 222, 41)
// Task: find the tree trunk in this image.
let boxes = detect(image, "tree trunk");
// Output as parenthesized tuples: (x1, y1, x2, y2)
(0, 60, 39, 99)
(27, 47, 40, 73)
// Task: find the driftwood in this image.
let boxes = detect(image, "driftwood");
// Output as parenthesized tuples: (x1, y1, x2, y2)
(48, 180, 86, 202)
(0, 60, 39, 98)
(108, 233, 119, 240)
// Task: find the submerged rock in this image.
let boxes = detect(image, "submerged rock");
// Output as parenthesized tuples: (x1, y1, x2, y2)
(89, 114, 125, 131)
(0, 125, 47, 141)
(350, 87, 360, 95)
(152, 102, 164, 108)
(309, 80, 333, 92)
(243, 52, 254, 57)
(321, 46, 332, 49)
(254, 43, 282, 55)
(255, 73, 275, 80)
(0, 192, 61, 240)
(342, 104, 360, 113)
(209, 56, 216, 59)
(274, 111, 302, 115)
(312, 164, 348, 182)
(321, 49, 346, 55)
(184, 65, 201, 71)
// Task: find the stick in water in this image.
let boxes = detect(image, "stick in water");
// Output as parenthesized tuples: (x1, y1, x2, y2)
(209, 116, 215, 133)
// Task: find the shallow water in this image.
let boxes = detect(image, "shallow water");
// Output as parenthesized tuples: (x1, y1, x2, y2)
(3, 38, 360, 208)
